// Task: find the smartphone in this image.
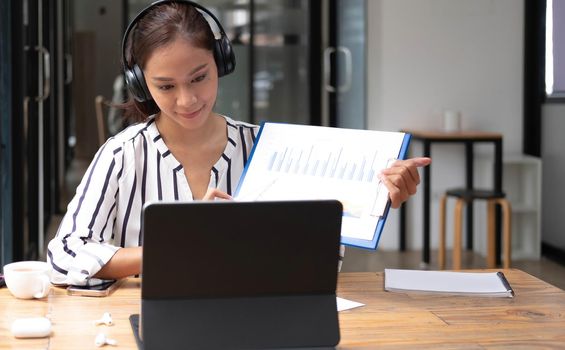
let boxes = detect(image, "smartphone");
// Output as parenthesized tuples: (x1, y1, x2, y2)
(67, 280, 122, 297)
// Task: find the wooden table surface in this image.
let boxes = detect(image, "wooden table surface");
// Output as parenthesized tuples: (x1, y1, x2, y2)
(1, 269, 564, 349)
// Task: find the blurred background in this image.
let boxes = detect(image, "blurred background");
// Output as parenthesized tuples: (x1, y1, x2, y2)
(1, 0, 564, 287)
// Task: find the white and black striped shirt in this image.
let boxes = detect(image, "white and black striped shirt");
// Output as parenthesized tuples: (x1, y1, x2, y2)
(47, 115, 258, 285)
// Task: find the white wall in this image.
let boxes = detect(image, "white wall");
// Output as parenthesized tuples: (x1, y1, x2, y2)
(366, 0, 524, 250)
(541, 103, 565, 250)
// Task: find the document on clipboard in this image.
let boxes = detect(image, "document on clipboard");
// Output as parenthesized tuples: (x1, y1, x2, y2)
(234, 122, 411, 250)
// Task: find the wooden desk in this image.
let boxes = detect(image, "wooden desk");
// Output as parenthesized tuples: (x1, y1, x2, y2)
(1, 270, 564, 349)
(400, 129, 504, 266)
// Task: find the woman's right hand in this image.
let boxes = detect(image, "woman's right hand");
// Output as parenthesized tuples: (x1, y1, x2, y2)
(202, 188, 232, 201)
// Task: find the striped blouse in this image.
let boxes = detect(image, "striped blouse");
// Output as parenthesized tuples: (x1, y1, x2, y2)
(47, 115, 258, 286)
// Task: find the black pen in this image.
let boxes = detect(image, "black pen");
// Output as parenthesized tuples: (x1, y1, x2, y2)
(496, 271, 515, 297)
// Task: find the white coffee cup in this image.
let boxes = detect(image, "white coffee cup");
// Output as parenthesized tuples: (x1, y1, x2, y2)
(3, 261, 52, 299)
(443, 110, 461, 132)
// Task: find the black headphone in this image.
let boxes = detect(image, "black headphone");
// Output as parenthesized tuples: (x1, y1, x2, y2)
(121, 0, 236, 102)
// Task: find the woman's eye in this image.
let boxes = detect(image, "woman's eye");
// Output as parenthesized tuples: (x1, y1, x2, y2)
(158, 84, 174, 91)
(193, 74, 207, 83)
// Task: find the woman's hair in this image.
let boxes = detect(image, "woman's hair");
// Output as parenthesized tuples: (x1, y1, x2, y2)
(122, 2, 215, 123)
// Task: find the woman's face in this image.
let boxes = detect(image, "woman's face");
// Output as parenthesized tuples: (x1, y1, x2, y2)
(143, 37, 218, 131)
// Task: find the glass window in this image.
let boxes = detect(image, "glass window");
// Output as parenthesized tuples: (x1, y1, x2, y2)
(546, 0, 565, 97)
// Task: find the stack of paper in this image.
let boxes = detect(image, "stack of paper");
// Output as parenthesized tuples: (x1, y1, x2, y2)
(384, 269, 514, 298)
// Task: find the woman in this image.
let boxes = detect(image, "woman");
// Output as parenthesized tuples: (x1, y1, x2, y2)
(47, 1, 430, 286)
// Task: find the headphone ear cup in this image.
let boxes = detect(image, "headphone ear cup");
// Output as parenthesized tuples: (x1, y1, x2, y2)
(125, 64, 152, 102)
(214, 36, 236, 77)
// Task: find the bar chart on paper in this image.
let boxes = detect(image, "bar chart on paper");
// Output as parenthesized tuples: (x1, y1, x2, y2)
(266, 145, 382, 182)
(258, 145, 390, 218)
(235, 123, 411, 249)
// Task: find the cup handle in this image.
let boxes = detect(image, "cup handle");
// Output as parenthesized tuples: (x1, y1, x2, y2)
(34, 274, 51, 299)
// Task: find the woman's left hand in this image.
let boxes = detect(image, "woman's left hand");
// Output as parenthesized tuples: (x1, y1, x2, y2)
(379, 157, 432, 208)
(202, 188, 232, 201)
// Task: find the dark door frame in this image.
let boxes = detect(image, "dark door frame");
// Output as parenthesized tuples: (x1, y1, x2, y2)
(523, 0, 545, 157)
(0, 0, 14, 265)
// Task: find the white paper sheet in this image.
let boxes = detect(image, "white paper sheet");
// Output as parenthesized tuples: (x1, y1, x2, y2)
(336, 297, 365, 312)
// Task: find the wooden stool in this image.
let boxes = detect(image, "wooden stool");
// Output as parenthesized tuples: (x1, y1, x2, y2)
(439, 189, 512, 270)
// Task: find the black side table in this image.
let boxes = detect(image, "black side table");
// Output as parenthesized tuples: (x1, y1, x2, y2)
(400, 129, 503, 267)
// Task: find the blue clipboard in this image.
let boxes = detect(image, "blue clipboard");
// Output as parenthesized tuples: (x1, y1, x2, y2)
(235, 122, 412, 250)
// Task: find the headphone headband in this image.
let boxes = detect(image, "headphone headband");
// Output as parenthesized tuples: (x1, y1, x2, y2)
(122, 0, 235, 102)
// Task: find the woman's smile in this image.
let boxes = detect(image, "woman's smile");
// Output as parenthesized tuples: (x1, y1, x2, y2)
(177, 105, 204, 120)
